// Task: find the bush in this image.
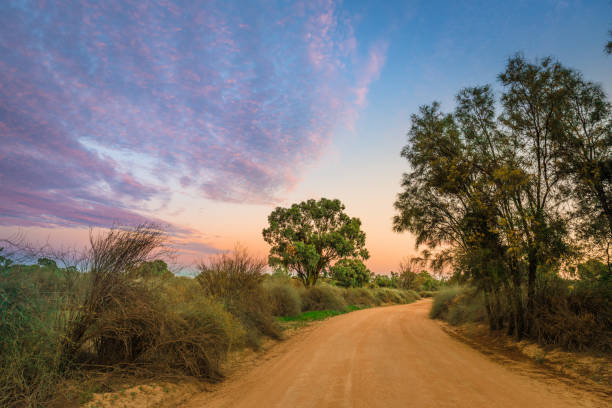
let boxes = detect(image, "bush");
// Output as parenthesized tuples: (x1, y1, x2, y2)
(445, 292, 486, 326)
(372, 288, 418, 304)
(301, 284, 347, 312)
(429, 286, 468, 319)
(330, 259, 371, 288)
(0, 233, 292, 406)
(149, 297, 244, 380)
(61, 226, 167, 367)
(0, 265, 66, 407)
(197, 247, 265, 302)
(197, 247, 281, 347)
(373, 274, 397, 288)
(531, 274, 611, 351)
(342, 288, 380, 307)
(432, 278, 611, 351)
(402, 289, 421, 303)
(264, 280, 302, 317)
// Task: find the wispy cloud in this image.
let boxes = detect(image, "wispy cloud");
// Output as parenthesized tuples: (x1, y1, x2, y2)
(0, 0, 386, 230)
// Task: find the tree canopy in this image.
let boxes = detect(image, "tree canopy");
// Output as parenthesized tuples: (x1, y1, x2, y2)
(330, 258, 371, 288)
(394, 54, 611, 337)
(262, 198, 369, 287)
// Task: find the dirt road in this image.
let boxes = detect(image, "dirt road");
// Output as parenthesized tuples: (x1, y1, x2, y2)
(184, 299, 608, 408)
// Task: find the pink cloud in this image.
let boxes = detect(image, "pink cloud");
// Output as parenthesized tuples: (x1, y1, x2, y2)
(0, 0, 388, 232)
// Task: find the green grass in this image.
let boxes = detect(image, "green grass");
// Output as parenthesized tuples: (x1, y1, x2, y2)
(278, 305, 363, 322)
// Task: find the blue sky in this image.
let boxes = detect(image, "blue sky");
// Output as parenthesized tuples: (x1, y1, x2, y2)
(1, 0, 610, 272)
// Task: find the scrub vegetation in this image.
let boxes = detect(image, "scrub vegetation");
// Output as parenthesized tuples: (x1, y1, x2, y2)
(0, 225, 419, 407)
(395, 55, 612, 352)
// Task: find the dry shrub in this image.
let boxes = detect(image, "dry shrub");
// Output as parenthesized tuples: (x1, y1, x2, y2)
(301, 284, 347, 312)
(197, 246, 264, 301)
(56, 225, 247, 378)
(372, 288, 419, 304)
(264, 280, 302, 317)
(197, 247, 281, 348)
(342, 288, 380, 308)
(430, 286, 468, 319)
(88, 283, 161, 364)
(402, 289, 422, 303)
(445, 292, 486, 326)
(432, 279, 610, 351)
(1, 230, 285, 406)
(147, 297, 244, 380)
(62, 225, 166, 366)
(531, 276, 611, 351)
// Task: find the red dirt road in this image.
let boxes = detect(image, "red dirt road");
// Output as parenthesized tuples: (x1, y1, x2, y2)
(184, 299, 608, 408)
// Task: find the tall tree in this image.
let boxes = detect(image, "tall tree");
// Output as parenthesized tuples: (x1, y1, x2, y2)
(392, 99, 513, 331)
(263, 198, 369, 287)
(557, 72, 612, 267)
(394, 56, 589, 337)
(498, 55, 573, 333)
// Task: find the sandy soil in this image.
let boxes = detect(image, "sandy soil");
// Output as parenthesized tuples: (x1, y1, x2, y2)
(183, 299, 610, 408)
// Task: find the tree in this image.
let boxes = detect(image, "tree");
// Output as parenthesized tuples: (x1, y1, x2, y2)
(130, 259, 173, 279)
(330, 258, 371, 288)
(374, 274, 397, 288)
(262, 198, 369, 287)
(496, 56, 576, 334)
(393, 56, 588, 338)
(393, 95, 513, 332)
(37, 258, 58, 269)
(555, 73, 612, 268)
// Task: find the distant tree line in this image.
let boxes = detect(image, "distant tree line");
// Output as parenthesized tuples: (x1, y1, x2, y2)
(394, 54, 611, 340)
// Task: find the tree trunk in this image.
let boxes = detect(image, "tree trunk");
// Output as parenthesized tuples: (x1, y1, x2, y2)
(492, 286, 504, 330)
(526, 248, 537, 336)
(506, 260, 525, 340)
(483, 289, 495, 331)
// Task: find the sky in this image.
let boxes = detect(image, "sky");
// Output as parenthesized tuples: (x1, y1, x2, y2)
(1, 0, 611, 274)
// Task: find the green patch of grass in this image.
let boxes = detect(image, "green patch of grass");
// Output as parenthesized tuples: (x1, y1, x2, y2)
(279, 305, 365, 322)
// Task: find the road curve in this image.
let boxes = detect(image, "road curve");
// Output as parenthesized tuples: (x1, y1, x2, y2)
(184, 299, 605, 408)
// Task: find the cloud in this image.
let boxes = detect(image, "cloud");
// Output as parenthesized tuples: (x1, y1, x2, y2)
(354, 42, 388, 106)
(0, 0, 387, 229)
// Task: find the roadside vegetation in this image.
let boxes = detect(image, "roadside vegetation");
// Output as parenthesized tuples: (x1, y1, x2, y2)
(0, 224, 421, 407)
(395, 54, 612, 352)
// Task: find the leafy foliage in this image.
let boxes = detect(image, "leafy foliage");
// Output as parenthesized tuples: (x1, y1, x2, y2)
(263, 198, 369, 287)
(395, 55, 612, 341)
(330, 258, 371, 288)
